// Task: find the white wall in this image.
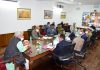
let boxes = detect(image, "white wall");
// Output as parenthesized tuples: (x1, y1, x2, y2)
(0, 0, 100, 34)
(0, 0, 67, 34)
(66, 5, 100, 26)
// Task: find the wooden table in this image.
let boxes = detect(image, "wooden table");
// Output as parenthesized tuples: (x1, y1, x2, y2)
(23, 50, 51, 70)
(24, 37, 53, 70)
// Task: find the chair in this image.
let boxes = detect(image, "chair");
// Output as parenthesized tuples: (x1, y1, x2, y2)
(52, 43, 86, 70)
(69, 32, 75, 41)
(74, 40, 90, 59)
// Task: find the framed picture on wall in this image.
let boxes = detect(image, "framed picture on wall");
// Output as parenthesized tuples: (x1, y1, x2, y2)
(82, 12, 90, 26)
(44, 10, 53, 19)
(17, 8, 31, 20)
(60, 12, 66, 19)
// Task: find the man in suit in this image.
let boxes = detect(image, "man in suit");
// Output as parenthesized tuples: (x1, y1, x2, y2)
(53, 34, 72, 56)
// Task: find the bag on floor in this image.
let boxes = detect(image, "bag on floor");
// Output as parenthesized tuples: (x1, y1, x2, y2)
(0, 58, 6, 70)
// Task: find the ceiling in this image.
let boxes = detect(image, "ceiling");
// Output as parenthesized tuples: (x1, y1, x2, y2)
(3, 0, 100, 5)
(37, 0, 100, 5)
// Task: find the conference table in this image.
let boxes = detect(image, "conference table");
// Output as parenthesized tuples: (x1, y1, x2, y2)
(23, 33, 78, 70)
(23, 36, 54, 70)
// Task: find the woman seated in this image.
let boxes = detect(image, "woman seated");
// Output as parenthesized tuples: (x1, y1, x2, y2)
(39, 25, 46, 36)
(31, 26, 41, 39)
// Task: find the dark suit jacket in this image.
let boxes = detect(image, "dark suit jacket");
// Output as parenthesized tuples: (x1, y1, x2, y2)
(81, 33, 88, 41)
(3, 37, 25, 64)
(53, 40, 72, 56)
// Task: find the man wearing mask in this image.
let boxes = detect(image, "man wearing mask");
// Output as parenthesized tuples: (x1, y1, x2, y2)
(3, 31, 30, 70)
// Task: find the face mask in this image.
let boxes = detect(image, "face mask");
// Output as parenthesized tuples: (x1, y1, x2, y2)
(79, 32, 83, 35)
(21, 38, 24, 41)
(93, 13, 95, 16)
(85, 31, 88, 34)
(59, 38, 63, 42)
(36, 29, 39, 32)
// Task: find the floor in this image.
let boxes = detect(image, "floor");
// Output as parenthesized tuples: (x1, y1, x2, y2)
(32, 39, 100, 70)
(81, 40, 100, 70)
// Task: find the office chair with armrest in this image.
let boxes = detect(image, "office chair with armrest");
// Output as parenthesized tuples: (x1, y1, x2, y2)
(52, 43, 86, 70)
(74, 40, 90, 59)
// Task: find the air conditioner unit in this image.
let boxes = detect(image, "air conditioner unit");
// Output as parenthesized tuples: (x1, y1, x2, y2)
(56, 2, 64, 8)
(57, 4, 64, 8)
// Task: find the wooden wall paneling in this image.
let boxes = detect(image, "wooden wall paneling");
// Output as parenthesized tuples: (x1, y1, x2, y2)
(0, 34, 6, 47)
(24, 31, 29, 40)
(5, 33, 14, 45)
(0, 31, 29, 47)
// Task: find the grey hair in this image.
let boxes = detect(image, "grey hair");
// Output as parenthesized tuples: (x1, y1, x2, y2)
(14, 31, 23, 37)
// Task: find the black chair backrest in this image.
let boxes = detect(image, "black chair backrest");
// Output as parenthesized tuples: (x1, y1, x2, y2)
(58, 43, 76, 56)
(52, 43, 76, 63)
(69, 32, 75, 41)
(81, 41, 89, 52)
(90, 30, 97, 41)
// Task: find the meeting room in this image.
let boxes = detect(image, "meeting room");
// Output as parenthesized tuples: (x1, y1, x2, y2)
(0, 0, 100, 70)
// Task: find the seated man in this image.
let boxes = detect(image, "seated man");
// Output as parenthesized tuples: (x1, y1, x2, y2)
(47, 24, 57, 36)
(57, 24, 64, 34)
(73, 36, 84, 52)
(80, 29, 88, 41)
(3, 31, 30, 70)
(53, 34, 72, 56)
(85, 28, 92, 41)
